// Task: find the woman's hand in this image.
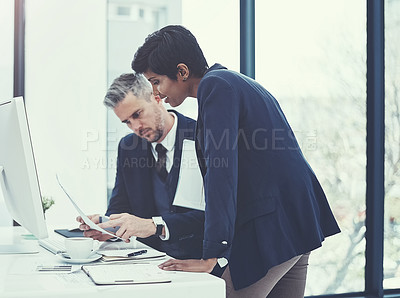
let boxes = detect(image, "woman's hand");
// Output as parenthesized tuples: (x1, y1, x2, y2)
(158, 258, 217, 273)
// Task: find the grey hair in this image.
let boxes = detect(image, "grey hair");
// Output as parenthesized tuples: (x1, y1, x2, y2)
(103, 73, 153, 108)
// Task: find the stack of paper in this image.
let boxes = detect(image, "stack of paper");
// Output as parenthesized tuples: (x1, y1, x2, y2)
(99, 248, 166, 262)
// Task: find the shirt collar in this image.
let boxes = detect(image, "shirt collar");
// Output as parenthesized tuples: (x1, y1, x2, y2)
(152, 112, 177, 152)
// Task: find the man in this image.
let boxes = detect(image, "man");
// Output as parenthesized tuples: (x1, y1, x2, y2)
(78, 73, 204, 260)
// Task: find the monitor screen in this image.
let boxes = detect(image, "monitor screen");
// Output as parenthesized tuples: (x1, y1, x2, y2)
(0, 97, 48, 252)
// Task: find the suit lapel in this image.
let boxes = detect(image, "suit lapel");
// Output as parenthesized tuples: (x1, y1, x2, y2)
(195, 117, 207, 178)
(124, 137, 156, 218)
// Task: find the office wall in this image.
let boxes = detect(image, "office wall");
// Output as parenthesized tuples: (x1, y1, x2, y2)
(24, 0, 108, 227)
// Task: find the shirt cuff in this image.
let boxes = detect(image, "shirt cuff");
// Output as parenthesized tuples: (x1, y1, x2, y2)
(217, 257, 228, 268)
(157, 217, 169, 241)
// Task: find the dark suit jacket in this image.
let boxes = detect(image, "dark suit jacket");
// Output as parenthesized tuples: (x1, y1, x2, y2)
(106, 111, 204, 259)
(196, 64, 341, 290)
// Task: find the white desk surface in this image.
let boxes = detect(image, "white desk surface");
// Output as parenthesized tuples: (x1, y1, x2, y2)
(0, 226, 225, 298)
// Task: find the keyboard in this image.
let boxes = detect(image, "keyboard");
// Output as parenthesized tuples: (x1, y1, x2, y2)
(38, 238, 66, 254)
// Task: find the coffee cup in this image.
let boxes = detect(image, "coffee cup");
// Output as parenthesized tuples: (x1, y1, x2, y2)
(64, 237, 100, 259)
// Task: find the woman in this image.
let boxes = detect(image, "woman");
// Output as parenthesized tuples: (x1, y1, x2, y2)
(131, 25, 340, 298)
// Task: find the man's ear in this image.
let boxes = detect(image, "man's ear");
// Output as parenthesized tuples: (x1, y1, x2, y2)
(177, 63, 190, 81)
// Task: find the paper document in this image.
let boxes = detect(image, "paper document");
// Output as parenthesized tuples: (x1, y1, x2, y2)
(173, 140, 205, 211)
(82, 263, 172, 285)
(8, 257, 81, 274)
(56, 175, 124, 241)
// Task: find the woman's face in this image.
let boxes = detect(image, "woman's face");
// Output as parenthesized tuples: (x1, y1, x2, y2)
(143, 70, 188, 107)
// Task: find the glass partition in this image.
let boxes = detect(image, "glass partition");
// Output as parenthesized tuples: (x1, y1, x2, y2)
(106, 0, 182, 197)
(105, 0, 239, 196)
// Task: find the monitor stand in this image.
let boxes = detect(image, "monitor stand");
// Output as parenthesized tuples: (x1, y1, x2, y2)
(0, 244, 39, 254)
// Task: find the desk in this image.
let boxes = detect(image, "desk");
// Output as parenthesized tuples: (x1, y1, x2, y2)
(0, 227, 225, 298)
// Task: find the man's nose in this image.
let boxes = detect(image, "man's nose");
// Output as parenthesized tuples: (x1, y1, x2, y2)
(130, 120, 141, 133)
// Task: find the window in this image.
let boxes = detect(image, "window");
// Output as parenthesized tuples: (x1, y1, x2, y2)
(117, 6, 130, 16)
(384, 0, 400, 290)
(180, 0, 239, 116)
(256, 0, 366, 295)
(181, 0, 239, 71)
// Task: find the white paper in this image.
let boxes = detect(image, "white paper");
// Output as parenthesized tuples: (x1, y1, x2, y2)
(173, 140, 205, 211)
(8, 257, 80, 275)
(82, 263, 172, 284)
(56, 175, 124, 241)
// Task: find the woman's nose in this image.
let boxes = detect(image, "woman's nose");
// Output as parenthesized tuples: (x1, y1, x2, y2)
(152, 85, 159, 95)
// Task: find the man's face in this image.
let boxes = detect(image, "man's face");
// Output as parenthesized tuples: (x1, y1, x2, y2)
(114, 91, 165, 143)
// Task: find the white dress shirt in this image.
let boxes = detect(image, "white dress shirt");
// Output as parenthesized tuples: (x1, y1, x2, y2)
(150, 112, 178, 241)
(151, 112, 177, 172)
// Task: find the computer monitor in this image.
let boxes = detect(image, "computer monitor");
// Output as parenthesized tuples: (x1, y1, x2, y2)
(0, 97, 48, 253)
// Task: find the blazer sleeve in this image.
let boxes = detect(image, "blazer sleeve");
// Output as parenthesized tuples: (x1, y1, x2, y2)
(162, 210, 205, 242)
(197, 75, 240, 260)
(105, 140, 132, 216)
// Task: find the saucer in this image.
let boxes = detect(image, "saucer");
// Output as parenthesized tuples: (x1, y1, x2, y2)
(56, 252, 102, 264)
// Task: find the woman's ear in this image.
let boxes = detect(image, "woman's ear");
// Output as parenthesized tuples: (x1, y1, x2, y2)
(177, 63, 190, 81)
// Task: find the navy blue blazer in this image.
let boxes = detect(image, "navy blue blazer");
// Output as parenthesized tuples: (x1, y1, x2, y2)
(196, 64, 341, 290)
(106, 111, 204, 259)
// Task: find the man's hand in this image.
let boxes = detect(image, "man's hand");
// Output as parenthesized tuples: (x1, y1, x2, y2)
(158, 258, 217, 273)
(98, 213, 156, 240)
(76, 214, 114, 241)
(76, 214, 100, 229)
